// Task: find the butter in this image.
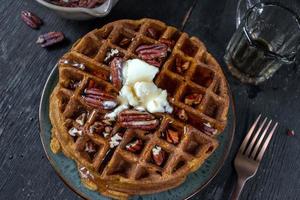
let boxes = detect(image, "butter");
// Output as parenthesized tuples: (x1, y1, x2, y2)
(105, 59, 173, 120)
(120, 85, 139, 106)
(122, 59, 158, 85)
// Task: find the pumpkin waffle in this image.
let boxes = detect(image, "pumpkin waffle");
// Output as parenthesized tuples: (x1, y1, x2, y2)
(49, 18, 229, 199)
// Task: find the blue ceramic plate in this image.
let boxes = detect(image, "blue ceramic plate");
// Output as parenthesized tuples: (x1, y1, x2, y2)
(39, 65, 236, 200)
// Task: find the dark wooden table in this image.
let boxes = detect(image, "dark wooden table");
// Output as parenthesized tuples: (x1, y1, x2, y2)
(1, 0, 300, 199)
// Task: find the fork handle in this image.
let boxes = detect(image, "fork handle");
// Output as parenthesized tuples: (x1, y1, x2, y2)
(230, 176, 246, 200)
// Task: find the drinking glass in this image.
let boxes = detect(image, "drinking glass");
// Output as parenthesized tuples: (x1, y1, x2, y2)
(224, 3, 300, 84)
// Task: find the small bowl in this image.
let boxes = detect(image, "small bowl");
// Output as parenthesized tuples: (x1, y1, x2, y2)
(35, 0, 119, 20)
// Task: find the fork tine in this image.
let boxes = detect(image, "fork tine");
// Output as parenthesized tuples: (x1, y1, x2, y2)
(250, 120, 272, 159)
(239, 114, 261, 152)
(256, 122, 278, 161)
(244, 117, 267, 156)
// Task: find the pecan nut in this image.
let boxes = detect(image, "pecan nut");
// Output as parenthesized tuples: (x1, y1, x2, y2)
(83, 88, 118, 110)
(125, 139, 143, 152)
(110, 57, 123, 90)
(152, 145, 166, 166)
(21, 10, 42, 29)
(36, 32, 65, 48)
(200, 122, 217, 135)
(175, 57, 190, 73)
(135, 43, 168, 67)
(166, 129, 179, 144)
(118, 109, 159, 130)
(160, 118, 172, 137)
(185, 93, 203, 106)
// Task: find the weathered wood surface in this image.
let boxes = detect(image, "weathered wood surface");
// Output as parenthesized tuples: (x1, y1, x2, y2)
(0, 0, 299, 199)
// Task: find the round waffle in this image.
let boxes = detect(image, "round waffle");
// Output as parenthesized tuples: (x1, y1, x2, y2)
(49, 18, 229, 199)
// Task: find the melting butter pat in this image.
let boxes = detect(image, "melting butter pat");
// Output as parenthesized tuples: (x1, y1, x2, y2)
(122, 59, 159, 85)
(105, 59, 173, 120)
(133, 82, 172, 113)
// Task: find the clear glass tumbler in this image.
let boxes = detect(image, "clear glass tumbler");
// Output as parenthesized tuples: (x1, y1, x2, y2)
(224, 3, 300, 84)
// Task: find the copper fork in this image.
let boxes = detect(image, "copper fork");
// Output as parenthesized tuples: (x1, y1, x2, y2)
(230, 115, 278, 200)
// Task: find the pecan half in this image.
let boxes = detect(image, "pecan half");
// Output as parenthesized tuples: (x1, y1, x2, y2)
(135, 43, 168, 67)
(160, 118, 172, 137)
(125, 139, 143, 152)
(83, 88, 118, 110)
(185, 93, 203, 106)
(152, 145, 166, 166)
(200, 122, 217, 135)
(21, 10, 42, 29)
(166, 129, 179, 144)
(110, 57, 123, 90)
(175, 57, 190, 73)
(36, 32, 65, 48)
(118, 109, 159, 130)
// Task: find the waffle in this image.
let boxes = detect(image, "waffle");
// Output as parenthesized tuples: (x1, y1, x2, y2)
(49, 18, 229, 199)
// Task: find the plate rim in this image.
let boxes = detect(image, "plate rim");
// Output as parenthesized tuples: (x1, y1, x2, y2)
(39, 65, 236, 200)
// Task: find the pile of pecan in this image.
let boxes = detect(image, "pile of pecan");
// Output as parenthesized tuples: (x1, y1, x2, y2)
(47, 0, 106, 8)
(21, 10, 66, 47)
